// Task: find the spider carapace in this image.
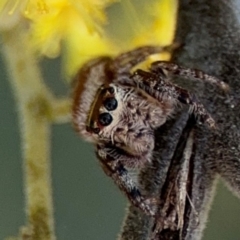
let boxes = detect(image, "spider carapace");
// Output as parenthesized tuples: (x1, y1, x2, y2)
(72, 46, 228, 217)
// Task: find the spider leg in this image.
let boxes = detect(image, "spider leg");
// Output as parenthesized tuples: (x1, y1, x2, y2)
(111, 46, 167, 74)
(150, 61, 229, 91)
(131, 69, 215, 128)
(96, 144, 157, 216)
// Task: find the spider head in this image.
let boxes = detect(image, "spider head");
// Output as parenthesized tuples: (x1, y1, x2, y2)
(73, 68, 126, 143)
(72, 56, 167, 152)
(73, 56, 127, 144)
(84, 82, 156, 158)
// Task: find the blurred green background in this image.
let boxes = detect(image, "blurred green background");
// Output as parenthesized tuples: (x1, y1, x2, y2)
(1, 52, 240, 240)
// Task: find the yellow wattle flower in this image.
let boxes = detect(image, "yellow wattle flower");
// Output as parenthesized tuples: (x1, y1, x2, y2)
(26, 0, 117, 76)
(0, 0, 178, 76)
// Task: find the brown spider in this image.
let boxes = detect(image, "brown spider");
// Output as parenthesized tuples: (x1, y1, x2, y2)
(72, 46, 228, 217)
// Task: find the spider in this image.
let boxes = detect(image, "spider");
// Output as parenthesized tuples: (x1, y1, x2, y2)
(72, 46, 228, 217)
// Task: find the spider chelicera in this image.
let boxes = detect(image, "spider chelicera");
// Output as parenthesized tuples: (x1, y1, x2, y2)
(72, 46, 228, 217)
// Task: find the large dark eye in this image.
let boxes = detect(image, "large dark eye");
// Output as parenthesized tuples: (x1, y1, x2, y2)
(107, 87, 115, 94)
(98, 112, 113, 126)
(103, 98, 118, 111)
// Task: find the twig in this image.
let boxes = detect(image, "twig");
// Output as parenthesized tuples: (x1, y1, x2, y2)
(1, 22, 65, 240)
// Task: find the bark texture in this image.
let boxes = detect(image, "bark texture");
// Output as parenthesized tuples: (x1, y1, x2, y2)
(119, 0, 240, 239)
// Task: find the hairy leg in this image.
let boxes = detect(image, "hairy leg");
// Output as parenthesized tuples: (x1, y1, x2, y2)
(111, 46, 166, 74)
(150, 61, 229, 91)
(131, 69, 215, 128)
(96, 144, 157, 216)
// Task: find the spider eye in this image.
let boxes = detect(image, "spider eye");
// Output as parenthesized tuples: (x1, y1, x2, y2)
(107, 87, 115, 94)
(98, 112, 113, 126)
(103, 98, 118, 111)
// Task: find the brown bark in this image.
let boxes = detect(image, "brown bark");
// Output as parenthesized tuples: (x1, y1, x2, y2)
(119, 1, 240, 239)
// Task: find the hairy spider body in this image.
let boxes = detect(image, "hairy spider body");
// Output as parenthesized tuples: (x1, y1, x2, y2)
(72, 46, 227, 217)
(99, 83, 174, 165)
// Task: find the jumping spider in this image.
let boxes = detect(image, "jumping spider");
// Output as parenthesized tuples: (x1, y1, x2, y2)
(72, 46, 228, 217)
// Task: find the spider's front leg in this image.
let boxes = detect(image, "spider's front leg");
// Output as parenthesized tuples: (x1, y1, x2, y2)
(111, 46, 168, 74)
(131, 69, 216, 128)
(96, 143, 157, 217)
(150, 61, 229, 91)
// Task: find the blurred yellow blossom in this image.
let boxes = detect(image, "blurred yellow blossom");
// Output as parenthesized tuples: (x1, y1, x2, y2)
(0, 0, 178, 76)
(132, 0, 178, 47)
(125, 0, 178, 66)
(25, 0, 117, 75)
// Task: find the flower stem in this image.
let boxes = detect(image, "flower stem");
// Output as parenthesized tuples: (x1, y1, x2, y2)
(2, 22, 56, 240)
